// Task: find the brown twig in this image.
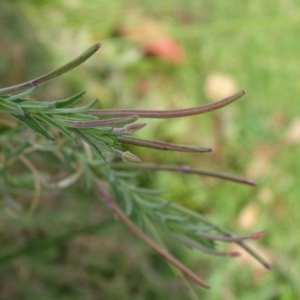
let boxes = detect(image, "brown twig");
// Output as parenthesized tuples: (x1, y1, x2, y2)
(96, 180, 210, 289)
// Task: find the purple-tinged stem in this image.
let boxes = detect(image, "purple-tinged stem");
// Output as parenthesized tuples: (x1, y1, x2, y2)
(112, 123, 147, 134)
(90, 90, 245, 118)
(0, 43, 101, 95)
(110, 162, 255, 186)
(117, 136, 211, 153)
(96, 181, 210, 289)
(226, 235, 271, 270)
(197, 231, 264, 243)
(170, 203, 270, 270)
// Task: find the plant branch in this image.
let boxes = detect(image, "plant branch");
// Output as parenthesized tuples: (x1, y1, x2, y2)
(0, 43, 101, 95)
(117, 136, 211, 153)
(90, 90, 245, 118)
(177, 234, 241, 257)
(145, 217, 201, 300)
(197, 230, 264, 243)
(110, 162, 256, 186)
(171, 203, 271, 269)
(96, 180, 210, 289)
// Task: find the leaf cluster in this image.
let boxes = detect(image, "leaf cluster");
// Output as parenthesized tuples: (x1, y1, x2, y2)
(0, 43, 269, 297)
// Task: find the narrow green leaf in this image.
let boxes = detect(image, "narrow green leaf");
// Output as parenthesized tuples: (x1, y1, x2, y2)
(156, 213, 188, 223)
(11, 91, 85, 108)
(14, 114, 54, 140)
(72, 128, 110, 151)
(19, 100, 56, 113)
(0, 97, 24, 115)
(34, 113, 74, 140)
(121, 183, 134, 216)
(100, 135, 120, 147)
(53, 113, 98, 121)
(79, 127, 113, 137)
(86, 135, 113, 152)
(72, 129, 107, 159)
(134, 194, 170, 210)
(63, 115, 139, 128)
(47, 98, 98, 114)
(55, 91, 86, 108)
(128, 186, 165, 195)
(6, 87, 38, 100)
(78, 128, 119, 149)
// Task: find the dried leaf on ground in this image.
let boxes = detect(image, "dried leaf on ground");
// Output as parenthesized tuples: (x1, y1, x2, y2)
(117, 10, 185, 63)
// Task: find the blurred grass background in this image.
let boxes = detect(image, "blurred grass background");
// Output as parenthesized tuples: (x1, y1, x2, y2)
(1, 0, 299, 299)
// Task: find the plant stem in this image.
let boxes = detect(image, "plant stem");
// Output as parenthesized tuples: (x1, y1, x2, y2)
(0, 43, 101, 95)
(177, 234, 241, 257)
(110, 162, 256, 186)
(171, 203, 271, 270)
(145, 217, 201, 300)
(197, 230, 264, 242)
(117, 136, 211, 153)
(90, 90, 245, 118)
(96, 180, 210, 289)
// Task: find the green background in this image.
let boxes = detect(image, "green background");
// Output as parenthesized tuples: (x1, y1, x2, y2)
(0, 1, 299, 299)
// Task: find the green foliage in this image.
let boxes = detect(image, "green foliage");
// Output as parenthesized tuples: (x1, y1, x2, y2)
(0, 43, 268, 298)
(2, 1, 300, 298)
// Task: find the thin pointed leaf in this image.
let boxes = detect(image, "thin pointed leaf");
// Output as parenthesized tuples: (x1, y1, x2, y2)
(80, 128, 114, 139)
(77, 128, 120, 152)
(75, 129, 112, 152)
(13, 91, 86, 108)
(72, 129, 107, 159)
(6, 87, 38, 100)
(127, 186, 166, 195)
(14, 114, 54, 140)
(177, 235, 236, 257)
(19, 101, 56, 113)
(53, 113, 99, 121)
(134, 194, 170, 210)
(63, 115, 139, 128)
(47, 98, 98, 114)
(33, 113, 74, 140)
(121, 183, 134, 216)
(0, 97, 24, 115)
(55, 91, 86, 108)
